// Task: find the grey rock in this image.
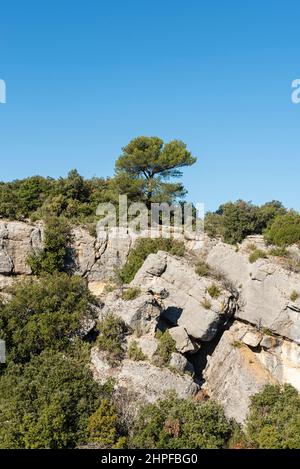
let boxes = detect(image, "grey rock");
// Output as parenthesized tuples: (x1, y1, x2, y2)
(131, 251, 236, 341)
(169, 326, 195, 353)
(91, 348, 199, 404)
(100, 291, 161, 334)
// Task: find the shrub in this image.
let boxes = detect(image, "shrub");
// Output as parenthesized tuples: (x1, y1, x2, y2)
(122, 287, 141, 301)
(28, 216, 73, 275)
(97, 314, 127, 366)
(128, 340, 146, 361)
(130, 392, 232, 449)
(245, 384, 300, 449)
(207, 284, 221, 298)
(0, 273, 96, 364)
(205, 200, 286, 244)
(87, 399, 126, 448)
(248, 249, 267, 264)
(269, 246, 289, 257)
(119, 238, 185, 283)
(201, 298, 212, 310)
(195, 260, 210, 277)
(264, 211, 300, 247)
(290, 291, 299, 302)
(154, 331, 176, 366)
(0, 350, 105, 449)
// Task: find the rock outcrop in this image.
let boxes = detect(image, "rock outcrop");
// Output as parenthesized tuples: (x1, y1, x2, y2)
(91, 348, 199, 404)
(206, 239, 300, 343)
(131, 251, 237, 341)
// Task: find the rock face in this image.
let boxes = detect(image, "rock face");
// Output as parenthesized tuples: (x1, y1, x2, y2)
(203, 322, 276, 423)
(91, 348, 199, 404)
(99, 291, 161, 334)
(206, 239, 300, 343)
(0, 221, 42, 276)
(131, 251, 237, 341)
(203, 319, 300, 423)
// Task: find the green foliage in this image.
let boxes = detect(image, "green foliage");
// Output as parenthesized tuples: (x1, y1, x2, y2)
(87, 399, 125, 448)
(28, 216, 73, 274)
(97, 314, 127, 366)
(0, 273, 96, 364)
(290, 290, 299, 302)
(130, 392, 232, 449)
(195, 260, 210, 277)
(114, 136, 196, 206)
(122, 287, 141, 301)
(119, 238, 185, 283)
(248, 249, 267, 264)
(264, 211, 300, 247)
(205, 200, 286, 244)
(128, 340, 146, 361)
(0, 350, 104, 449)
(0, 170, 111, 223)
(269, 246, 289, 257)
(201, 298, 212, 310)
(245, 384, 300, 449)
(154, 331, 176, 366)
(207, 284, 221, 298)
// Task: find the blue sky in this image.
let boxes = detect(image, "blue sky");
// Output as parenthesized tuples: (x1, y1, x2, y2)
(0, 0, 299, 212)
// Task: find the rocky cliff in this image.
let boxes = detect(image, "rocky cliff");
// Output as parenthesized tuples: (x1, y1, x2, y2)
(1, 219, 300, 424)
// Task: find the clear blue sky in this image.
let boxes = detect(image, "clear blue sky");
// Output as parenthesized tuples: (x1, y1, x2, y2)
(0, 0, 300, 212)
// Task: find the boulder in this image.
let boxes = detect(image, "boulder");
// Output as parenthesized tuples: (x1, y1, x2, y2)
(169, 326, 195, 353)
(242, 331, 262, 348)
(91, 348, 199, 404)
(206, 240, 300, 343)
(99, 291, 161, 334)
(131, 251, 236, 341)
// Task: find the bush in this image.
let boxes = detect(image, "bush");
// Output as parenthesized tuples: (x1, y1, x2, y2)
(207, 284, 221, 298)
(119, 238, 185, 283)
(195, 260, 210, 277)
(154, 331, 176, 366)
(290, 291, 299, 302)
(248, 249, 267, 264)
(201, 298, 212, 310)
(28, 216, 73, 274)
(269, 246, 289, 257)
(264, 211, 300, 247)
(87, 399, 126, 448)
(0, 350, 105, 449)
(205, 200, 286, 244)
(122, 287, 141, 301)
(97, 314, 127, 366)
(245, 384, 300, 449)
(130, 392, 232, 449)
(0, 273, 96, 364)
(128, 340, 146, 361)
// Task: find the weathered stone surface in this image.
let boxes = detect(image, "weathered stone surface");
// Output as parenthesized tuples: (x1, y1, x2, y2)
(242, 331, 262, 348)
(203, 322, 276, 423)
(131, 251, 236, 341)
(72, 227, 96, 276)
(206, 239, 300, 343)
(0, 221, 42, 275)
(91, 348, 199, 404)
(169, 326, 195, 353)
(99, 291, 161, 334)
(132, 334, 158, 359)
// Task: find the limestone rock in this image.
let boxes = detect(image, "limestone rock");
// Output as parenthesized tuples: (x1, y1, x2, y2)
(99, 291, 161, 334)
(203, 321, 276, 424)
(206, 239, 300, 343)
(131, 251, 236, 341)
(242, 331, 262, 348)
(91, 348, 199, 404)
(169, 326, 195, 353)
